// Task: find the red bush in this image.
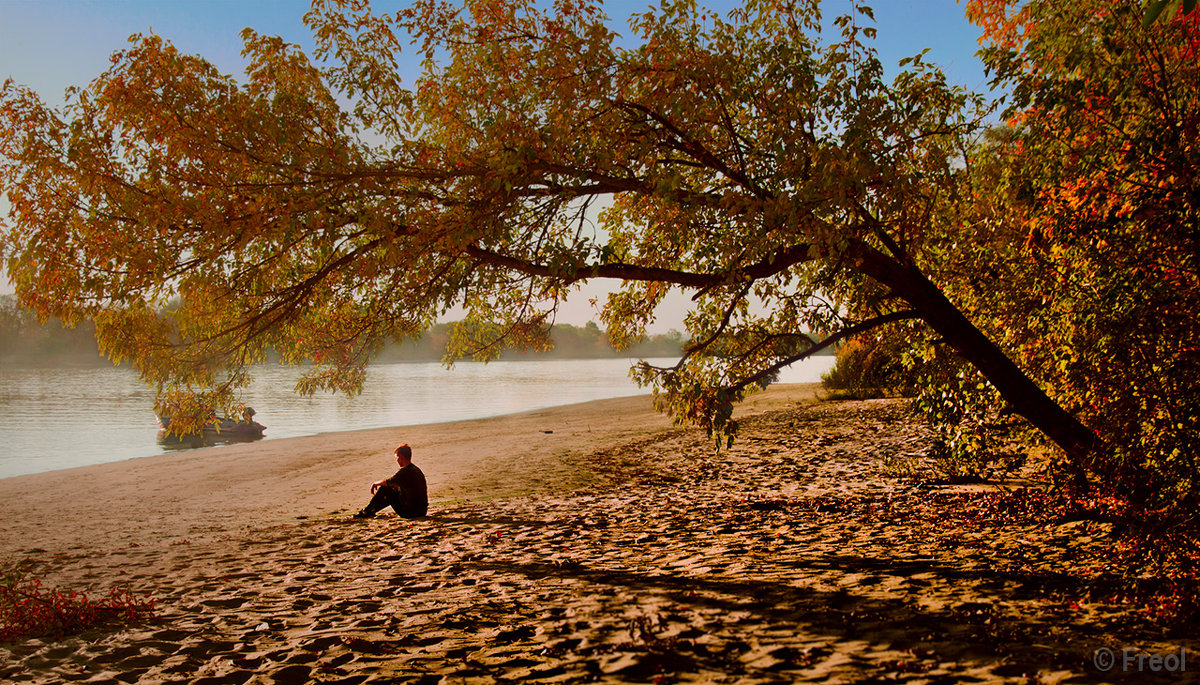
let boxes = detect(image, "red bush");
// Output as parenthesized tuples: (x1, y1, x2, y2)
(1, 565, 157, 642)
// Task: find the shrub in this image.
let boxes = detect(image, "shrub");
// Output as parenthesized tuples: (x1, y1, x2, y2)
(822, 334, 910, 399)
(0, 564, 157, 642)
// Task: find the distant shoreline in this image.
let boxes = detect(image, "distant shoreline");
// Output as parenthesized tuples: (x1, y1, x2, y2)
(0, 347, 842, 368)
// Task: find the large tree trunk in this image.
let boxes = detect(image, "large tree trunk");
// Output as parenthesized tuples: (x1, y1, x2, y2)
(853, 243, 1099, 471)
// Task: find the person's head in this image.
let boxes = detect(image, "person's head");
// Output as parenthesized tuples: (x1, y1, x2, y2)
(394, 443, 412, 466)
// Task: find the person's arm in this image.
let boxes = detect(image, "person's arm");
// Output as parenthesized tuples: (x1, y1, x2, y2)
(371, 469, 404, 494)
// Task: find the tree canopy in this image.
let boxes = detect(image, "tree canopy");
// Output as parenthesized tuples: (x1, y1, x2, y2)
(958, 0, 1200, 508)
(1, 0, 1196, 511)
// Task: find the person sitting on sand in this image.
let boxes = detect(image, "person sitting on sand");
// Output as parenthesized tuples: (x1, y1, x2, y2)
(354, 443, 428, 519)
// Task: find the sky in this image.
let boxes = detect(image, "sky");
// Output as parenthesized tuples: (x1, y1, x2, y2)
(0, 0, 993, 331)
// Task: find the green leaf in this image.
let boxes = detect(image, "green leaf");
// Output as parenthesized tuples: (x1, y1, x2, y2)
(1142, 0, 1173, 28)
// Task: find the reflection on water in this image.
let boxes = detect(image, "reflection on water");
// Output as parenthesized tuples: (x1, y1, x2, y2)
(0, 356, 835, 478)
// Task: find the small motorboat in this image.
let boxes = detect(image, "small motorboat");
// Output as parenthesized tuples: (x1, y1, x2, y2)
(156, 407, 266, 448)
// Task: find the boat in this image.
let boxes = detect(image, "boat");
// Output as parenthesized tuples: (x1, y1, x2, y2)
(156, 407, 266, 448)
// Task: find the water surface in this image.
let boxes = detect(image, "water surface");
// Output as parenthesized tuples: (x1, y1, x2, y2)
(0, 357, 835, 478)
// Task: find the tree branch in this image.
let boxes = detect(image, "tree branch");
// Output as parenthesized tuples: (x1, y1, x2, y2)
(728, 310, 921, 393)
(462, 241, 815, 290)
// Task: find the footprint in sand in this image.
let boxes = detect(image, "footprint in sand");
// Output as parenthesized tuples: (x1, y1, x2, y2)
(201, 597, 250, 609)
(297, 636, 344, 652)
(266, 663, 312, 684)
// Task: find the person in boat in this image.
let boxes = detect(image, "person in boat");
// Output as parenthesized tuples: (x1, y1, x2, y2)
(354, 443, 428, 519)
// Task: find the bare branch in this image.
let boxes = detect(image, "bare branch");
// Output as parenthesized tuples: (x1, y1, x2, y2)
(729, 310, 921, 393)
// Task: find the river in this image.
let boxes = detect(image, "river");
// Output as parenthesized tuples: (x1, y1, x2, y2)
(0, 356, 835, 478)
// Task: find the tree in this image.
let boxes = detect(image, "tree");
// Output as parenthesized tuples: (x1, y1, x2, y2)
(958, 0, 1200, 509)
(0, 0, 1100, 466)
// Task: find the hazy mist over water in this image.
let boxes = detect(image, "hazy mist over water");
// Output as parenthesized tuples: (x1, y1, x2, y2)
(0, 357, 835, 479)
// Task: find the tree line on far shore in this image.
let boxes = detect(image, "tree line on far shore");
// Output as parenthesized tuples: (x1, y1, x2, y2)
(378, 320, 694, 361)
(0, 295, 699, 365)
(0, 295, 105, 364)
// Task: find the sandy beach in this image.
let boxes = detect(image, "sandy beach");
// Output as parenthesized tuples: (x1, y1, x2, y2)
(2, 384, 1195, 683)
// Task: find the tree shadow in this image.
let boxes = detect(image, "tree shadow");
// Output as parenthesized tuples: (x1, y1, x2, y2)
(461, 554, 1187, 683)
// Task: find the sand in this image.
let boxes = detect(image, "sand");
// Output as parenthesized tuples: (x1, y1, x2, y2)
(1, 384, 1195, 684)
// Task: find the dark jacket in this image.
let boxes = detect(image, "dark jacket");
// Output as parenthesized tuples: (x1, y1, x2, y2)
(386, 463, 428, 517)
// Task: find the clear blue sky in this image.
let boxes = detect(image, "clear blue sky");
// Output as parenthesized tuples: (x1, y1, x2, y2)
(0, 0, 991, 324)
(2, 0, 991, 106)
